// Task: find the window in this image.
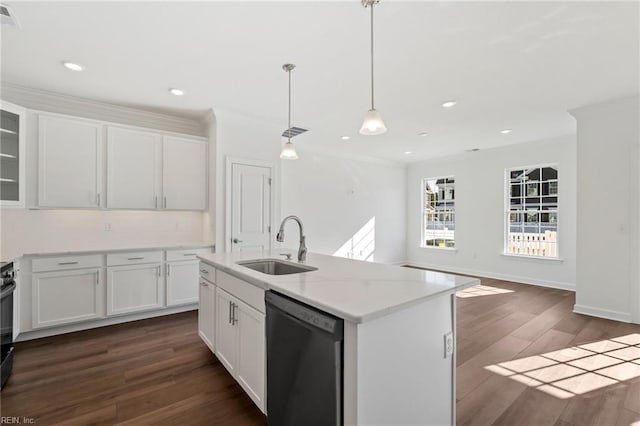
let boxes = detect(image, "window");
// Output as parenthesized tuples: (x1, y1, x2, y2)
(423, 177, 455, 248)
(506, 165, 558, 258)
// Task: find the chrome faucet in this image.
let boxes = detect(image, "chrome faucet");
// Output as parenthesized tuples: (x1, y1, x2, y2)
(276, 215, 307, 262)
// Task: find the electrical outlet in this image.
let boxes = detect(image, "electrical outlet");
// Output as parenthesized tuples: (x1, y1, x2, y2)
(104, 223, 112, 231)
(444, 332, 453, 358)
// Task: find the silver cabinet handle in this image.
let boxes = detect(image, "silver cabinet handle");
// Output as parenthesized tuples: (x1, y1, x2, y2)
(200, 269, 209, 274)
(157, 265, 161, 277)
(200, 281, 207, 287)
(232, 302, 238, 325)
(127, 257, 144, 260)
(183, 253, 196, 256)
(232, 238, 243, 244)
(228, 300, 232, 324)
(97, 193, 101, 206)
(155, 196, 158, 209)
(96, 273, 99, 285)
(58, 261, 78, 265)
(163, 196, 167, 209)
(167, 264, 170, 276)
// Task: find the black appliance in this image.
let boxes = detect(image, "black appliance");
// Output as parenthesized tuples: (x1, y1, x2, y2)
(1, 261, 16, 389)
(265, 290, 344, 426)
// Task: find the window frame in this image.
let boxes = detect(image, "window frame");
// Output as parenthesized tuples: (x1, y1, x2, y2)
(504, 163, 559, 259)
(421, 175, 456, 250)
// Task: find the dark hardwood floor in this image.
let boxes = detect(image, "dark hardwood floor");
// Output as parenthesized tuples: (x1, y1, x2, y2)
(0, 311, 267, 425)
(2, 277, 640, 425)
(456, 277, 640, 426)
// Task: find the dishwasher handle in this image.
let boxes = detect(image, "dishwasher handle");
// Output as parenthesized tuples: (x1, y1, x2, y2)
(266, 290, 343, 339)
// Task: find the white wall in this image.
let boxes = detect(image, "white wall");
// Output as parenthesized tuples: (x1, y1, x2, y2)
(213, 109, 283, 253)
(570, 95, 640, 323)
(0, 209, 204, 260)
(281, 151, 407, 264)
(406, 135, 577, 290)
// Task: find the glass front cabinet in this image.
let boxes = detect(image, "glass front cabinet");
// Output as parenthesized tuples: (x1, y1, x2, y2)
(0, 101, 26, 207)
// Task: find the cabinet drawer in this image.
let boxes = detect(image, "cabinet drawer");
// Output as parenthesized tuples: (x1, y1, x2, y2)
(166, 247, 211, 261)
(199, 262, 216, 283)
(217, 270, 265, 314)
(107, 251, 163, 266)
(33, 254, 102, 272)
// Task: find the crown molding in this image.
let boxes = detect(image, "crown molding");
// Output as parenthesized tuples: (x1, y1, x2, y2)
(0, 82, 208, 137)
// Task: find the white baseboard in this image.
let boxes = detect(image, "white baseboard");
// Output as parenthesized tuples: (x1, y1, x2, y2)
(403, 261, 576, 292)
(16, 304, 197, 342)
(573, 304, 632, 323)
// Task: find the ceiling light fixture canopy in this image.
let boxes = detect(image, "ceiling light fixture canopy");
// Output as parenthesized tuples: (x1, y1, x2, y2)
(359, 0, 387, 136)
(280, 63, 299, 160)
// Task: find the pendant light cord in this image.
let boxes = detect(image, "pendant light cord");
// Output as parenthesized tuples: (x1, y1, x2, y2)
(370, 3, 375, 110)
(288, 67, 292, 143)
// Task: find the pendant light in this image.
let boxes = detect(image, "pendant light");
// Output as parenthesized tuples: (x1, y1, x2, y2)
(360, 0, 387, 135)
(280, 63, 299, 160)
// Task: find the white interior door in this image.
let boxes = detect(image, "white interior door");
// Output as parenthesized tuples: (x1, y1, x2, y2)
(229, 161, 272, 252)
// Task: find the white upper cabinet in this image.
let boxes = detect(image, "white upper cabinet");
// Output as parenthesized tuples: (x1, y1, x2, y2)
(162, 136, 206, 210)
(36, 113, 207, 211)
(106, 126, 161, 209)
(0, 101, 26, 208)
(38, 114, 103, 208)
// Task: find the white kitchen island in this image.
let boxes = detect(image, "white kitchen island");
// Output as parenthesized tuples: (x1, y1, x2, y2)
(197, 250, 479, 426)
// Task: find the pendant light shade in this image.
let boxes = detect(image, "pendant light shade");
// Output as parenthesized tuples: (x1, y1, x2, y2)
(360, 108, 387, 135)
(360, 0, 387, 135)
(280, 141, 298, 159)
(280, 63, 299, 160)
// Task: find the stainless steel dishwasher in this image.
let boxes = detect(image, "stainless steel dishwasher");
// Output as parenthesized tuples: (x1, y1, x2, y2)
(265, 290, 344, 426)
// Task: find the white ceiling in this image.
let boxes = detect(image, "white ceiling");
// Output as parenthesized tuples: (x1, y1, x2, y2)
(1, 1, 638, 162)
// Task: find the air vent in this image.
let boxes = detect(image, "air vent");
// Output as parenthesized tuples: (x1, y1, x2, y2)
(0, 3, 19, 27)
(281, 126, 308, 139)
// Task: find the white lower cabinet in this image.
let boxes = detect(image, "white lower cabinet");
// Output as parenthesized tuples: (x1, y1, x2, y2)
(198, 279, 216, 351)
(235, 297, 266, 409)
(107, 263, 164, 315)
(32, 268, 104, 329)
(215, 287, 265, 412)
(167, 260, 199, 306)
(215, 288, 237, 373)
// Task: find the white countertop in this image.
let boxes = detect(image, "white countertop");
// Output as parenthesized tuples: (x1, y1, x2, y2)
(198, 250, 479, 323)
(19, 241, 214, 257)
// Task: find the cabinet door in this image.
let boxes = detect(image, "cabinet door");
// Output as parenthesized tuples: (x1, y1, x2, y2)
(106, 126, 161, 209)
(215, 288, 237, 375)
(162, 136, 206, 210)
(0, 101, 26, 208)
(107, 263, 164, 316)
(38, 114, 103, 208)
(166, 260, 199, 306)
(32, 268, 104, 328)
(236, 299, 266, 412)
(198, 280, 216, 352)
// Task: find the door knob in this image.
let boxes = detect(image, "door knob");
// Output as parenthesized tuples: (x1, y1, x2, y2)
(232, 238, 243, 244)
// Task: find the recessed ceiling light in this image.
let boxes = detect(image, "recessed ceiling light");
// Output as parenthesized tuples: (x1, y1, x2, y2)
(500, 129, 512, 134)
(404, 151, 412, 155)
(62, 61, 85, 72)
(442, 101, 457, 108)
(418, 132, 428, 137)
(169, 88, 185, 96)
(341, 136, 350, 140)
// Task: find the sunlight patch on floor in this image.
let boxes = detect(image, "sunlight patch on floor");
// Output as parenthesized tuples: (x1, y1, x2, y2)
(457, 284, 515, 298)
(484, 334, 640, 399)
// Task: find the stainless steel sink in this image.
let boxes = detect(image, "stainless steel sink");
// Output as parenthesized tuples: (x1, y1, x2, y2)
(236, 259, 318, 275)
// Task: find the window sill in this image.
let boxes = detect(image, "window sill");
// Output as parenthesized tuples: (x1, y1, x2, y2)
(420, 246, 458, 253)
(500, 253, 564, 263)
